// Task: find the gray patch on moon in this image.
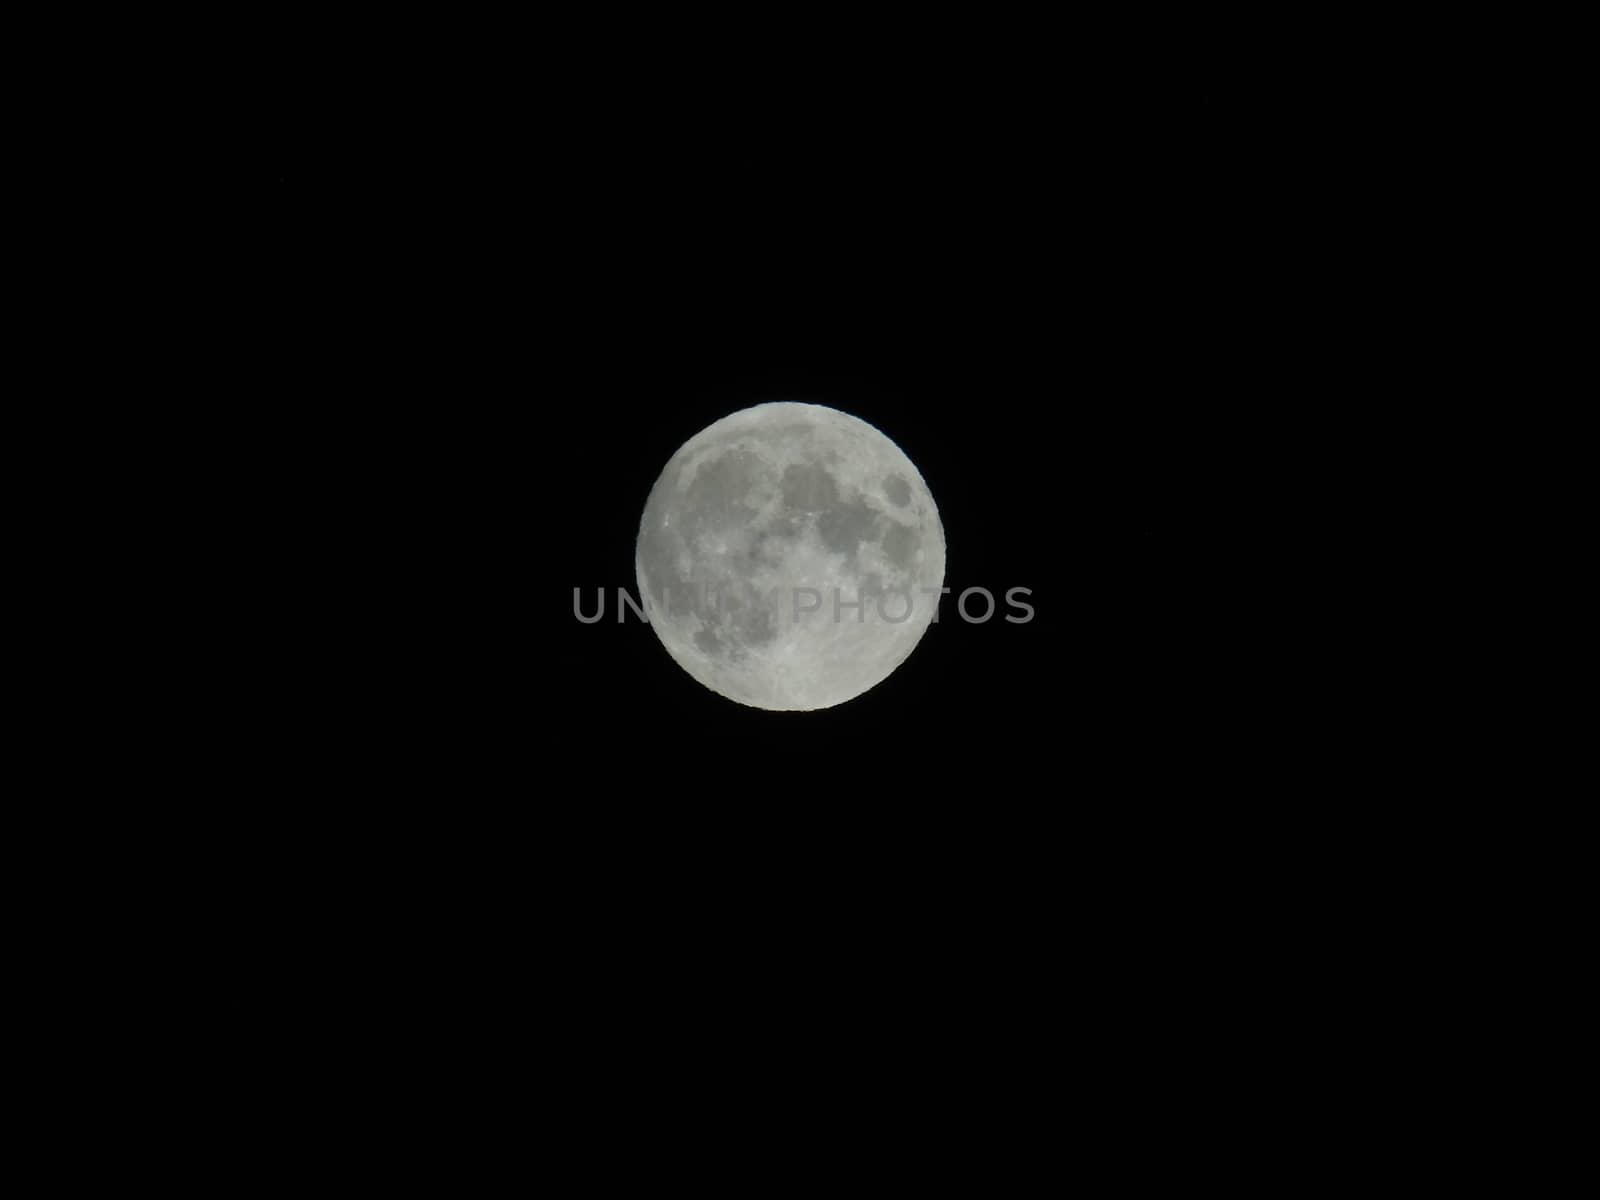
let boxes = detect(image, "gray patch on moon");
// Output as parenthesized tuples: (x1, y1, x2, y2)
(883, 474, 912, 507)
(780, 462, 840, 511)
(684, 578, 781, 662)
(747, 531, 794, 570)
(737, 599, 777, 647)
(818, 500, 880, 559)
(881, 522, 917, 569)
(762, 513, 803, 545)
(681, 448, 762, 537)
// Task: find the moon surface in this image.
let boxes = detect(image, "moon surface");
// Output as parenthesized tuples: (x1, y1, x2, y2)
(636, 402, 946, 710)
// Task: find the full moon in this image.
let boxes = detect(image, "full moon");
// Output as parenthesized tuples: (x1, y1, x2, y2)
(636, 402, 946, 710)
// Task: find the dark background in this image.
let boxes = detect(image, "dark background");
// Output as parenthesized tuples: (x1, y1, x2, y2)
(265, 81, 1278, 803)
(234, 50, 1367, 1143)
(253, 59, 1327, 902)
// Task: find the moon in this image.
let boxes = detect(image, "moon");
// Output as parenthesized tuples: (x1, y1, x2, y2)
(636, 402, 946, 710)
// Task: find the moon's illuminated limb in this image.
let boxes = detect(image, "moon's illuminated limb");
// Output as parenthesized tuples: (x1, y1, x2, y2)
(636, 402, 946, 711)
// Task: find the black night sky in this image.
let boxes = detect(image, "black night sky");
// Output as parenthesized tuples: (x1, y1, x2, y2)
(246, 53, 1345, 1141)
(262, 82, 1305, 892)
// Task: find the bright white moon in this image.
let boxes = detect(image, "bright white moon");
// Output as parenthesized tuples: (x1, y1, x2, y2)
(636, 402, 946, 710)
